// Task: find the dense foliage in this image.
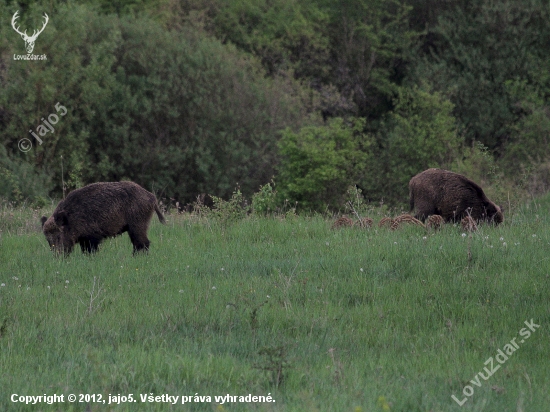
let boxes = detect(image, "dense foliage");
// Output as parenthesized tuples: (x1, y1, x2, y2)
(1, 0, 549, 210)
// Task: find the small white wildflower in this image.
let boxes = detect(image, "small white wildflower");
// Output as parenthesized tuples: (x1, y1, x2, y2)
(212, 286, 217, 290)
(532, 234, 537, 238)
(1, 283, 5, 287)
(56, 271, 59, 274)
(179, 290, 184, 293)
(514, 243, 520, 246)
(326, 242, 329, 246)
(503, 242, 507, 246)
(422, 236, 427, 240)
(394, 242, 397, 245)
(26, 287, 30, 290)
(12, 276, 18, 280)
(461, 233, 467, 237)
(65, 280, 69, 284)
(267, 295, 271, 299)
(500, 237, 504, 241)
(360, 268, 364, 272)
(47, 286, 50, 289)
(221, 268, 224, 271)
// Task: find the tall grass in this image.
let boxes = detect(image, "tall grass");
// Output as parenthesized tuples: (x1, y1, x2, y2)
(0, 197, 549, 411)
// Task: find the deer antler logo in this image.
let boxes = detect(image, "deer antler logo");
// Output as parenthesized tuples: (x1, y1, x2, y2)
(11, 11, 49, 54)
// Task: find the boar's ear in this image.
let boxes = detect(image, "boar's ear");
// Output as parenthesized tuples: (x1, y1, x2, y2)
(53, 210, 69, 228)
(40, 216, 48, 227)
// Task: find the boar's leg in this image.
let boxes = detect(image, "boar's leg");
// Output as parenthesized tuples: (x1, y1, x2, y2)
(79, 237, 100, 254)
(414, 202, 437, 222)
(128, 229, 150, 254)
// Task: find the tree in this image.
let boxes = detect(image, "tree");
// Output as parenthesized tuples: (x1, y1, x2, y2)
(316, 0, 417, 120)
(0, 3, 313, 203)
(410, 0, 550, 152)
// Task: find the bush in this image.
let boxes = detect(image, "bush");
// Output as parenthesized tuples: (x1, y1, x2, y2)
(0, 153, 52, 206)
(276, 117, 373, 211)
(210, 189, 249, 226)
(251, 181, 277, 216)
(501, 79, 550, 168)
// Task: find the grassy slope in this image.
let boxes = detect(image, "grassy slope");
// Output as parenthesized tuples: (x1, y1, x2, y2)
(0, 197, 549, 411)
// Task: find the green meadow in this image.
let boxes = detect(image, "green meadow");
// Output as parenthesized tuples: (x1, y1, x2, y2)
(0, 197, 549, 412)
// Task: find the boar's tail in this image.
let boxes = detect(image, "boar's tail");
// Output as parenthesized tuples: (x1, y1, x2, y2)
(155, 203, 166, 224)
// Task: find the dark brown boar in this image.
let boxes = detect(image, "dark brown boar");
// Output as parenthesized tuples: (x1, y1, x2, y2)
(41, 181, 166, 255)
(409, 168, 503, 224)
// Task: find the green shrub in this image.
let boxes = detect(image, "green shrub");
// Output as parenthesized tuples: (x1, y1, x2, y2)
(0, 155, 52, 206)
(210, 189, 249, 226)
(251, 181, 277, 216)
(277, 117, 373, 211)
(501, 79, 550, 168)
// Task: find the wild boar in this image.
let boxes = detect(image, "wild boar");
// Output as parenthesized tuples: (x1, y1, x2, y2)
(41, 181, 166, 254)
(409, 169, 503, 224)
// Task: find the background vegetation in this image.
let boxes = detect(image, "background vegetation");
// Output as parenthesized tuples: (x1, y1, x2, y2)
(1, 0, 550, 211)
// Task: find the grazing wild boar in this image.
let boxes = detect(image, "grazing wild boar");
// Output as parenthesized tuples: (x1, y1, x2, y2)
(409, 169, 503, 224)
(41, 181, 166, 255)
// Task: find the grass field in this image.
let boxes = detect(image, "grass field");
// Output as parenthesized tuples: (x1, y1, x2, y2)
(0, 196, 549, 411)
